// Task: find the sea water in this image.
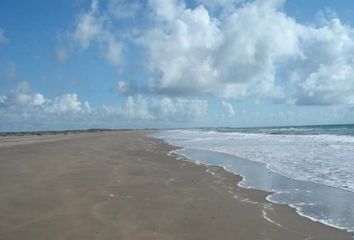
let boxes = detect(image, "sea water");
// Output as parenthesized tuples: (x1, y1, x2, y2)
(153, 124, 354, 234)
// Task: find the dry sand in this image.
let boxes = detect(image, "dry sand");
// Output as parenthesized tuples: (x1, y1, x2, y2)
(0, 131, 352, 240)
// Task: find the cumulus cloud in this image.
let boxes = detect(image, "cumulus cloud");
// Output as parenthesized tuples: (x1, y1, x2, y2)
(0, 83, 92, 115)
(138, 0, 298, 100)
(141, 0, 354, 105)
(122, 95, 155, 120)
(0, 82, 47, 108)
(50, 94, 91, 113)
(288, 18, 354, 105)
(107, 95, 208, 121)
(0, 28, 8, 44)
(141, 1, 222, 95)
(0, 83, 209, 131)
(68, 0, 354, 106)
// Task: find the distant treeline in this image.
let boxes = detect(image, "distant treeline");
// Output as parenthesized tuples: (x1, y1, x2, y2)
(0, 129, 117, 137)
(0, 128, 162, 137)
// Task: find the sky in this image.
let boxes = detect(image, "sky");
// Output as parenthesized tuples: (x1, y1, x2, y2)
(1, 0, 354, 131)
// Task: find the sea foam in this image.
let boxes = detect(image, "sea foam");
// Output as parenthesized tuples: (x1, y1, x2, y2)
(153, 128, 354, 233)
(157, 130, 354, 192)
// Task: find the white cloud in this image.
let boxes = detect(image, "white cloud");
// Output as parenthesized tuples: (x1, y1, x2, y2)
(222, 101, 235, 118)
(0, 28, 8, 44)
(138, 0, 299, 101)
(139, 0, 354, 105)
(0, 83, 90, 115)
(0, 82, 47, 107)
(51, 94, 90, 113)
(141, 1, 222, 95)
(158, 97, 209, 120)
(122, 95, 155, 120)
(289, 18, 354, 105)
(73, 1, 104, 49)
(32, 94, 46, 106)
(0, 83, 209, 131)
(67, 0, 354, 106)
(72, 0, 124, 68)
(117, 95, 208, 120)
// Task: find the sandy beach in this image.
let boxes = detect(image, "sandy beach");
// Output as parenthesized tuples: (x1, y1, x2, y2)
(0, 131, 352, 240)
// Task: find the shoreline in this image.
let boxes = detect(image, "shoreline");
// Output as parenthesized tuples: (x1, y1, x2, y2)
(150, 133, 354, 239)
(0, 131, 352, 239)
(156, 138, 354, 236)
(176, 147, 353, 234)
(153, 129, 354, 235)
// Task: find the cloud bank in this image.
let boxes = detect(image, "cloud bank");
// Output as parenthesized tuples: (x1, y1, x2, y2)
(0, 82, 209, 131)
(71, 0, 354, 106)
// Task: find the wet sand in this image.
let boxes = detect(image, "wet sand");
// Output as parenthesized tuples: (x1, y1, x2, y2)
(0, 131, 352, 239)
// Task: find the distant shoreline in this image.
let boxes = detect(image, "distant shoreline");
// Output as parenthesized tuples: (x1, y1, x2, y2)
(0, 128, 125, 137)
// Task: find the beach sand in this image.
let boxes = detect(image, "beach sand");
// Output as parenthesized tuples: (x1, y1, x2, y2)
(0, 131, 352, 239)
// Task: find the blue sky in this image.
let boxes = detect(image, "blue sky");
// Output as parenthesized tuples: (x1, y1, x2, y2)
(1, 0, 354, 131)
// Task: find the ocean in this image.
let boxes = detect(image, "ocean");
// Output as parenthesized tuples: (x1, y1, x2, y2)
(153, 124, 354, 234)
